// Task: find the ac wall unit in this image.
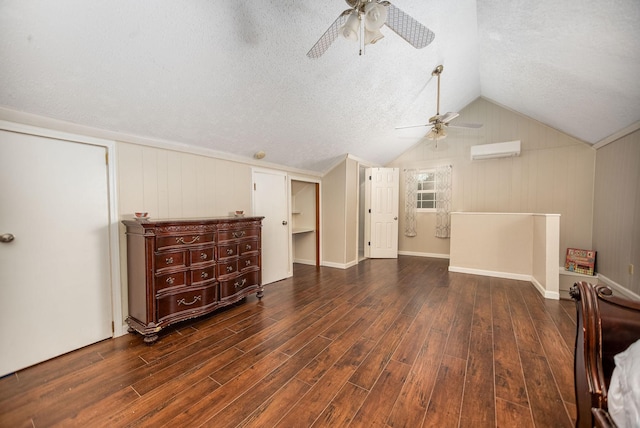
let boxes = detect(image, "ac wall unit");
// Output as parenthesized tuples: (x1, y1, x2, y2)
(470, 140, 521, 160)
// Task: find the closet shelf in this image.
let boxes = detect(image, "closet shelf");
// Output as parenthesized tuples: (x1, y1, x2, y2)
(292, 228, 315, 235)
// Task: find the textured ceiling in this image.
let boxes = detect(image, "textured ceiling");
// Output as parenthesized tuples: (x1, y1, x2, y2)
(1, 0, 639, 173)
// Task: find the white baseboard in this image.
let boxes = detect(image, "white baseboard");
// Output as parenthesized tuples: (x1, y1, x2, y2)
(531, 277, 560, 300)
(293, 258, 316, 266)
(448, 265, 559, 300)
(321, 259, 359, 269)
(117, 323, 129, 338)
(398, 251, 450, 259)
(448, 265, 531, 281)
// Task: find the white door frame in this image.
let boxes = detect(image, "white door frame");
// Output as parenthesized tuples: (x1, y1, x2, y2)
(288, 174, 321, 268)
(0, 120, 123, 336)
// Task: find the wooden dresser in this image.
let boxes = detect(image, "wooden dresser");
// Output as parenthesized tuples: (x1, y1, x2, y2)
(122, 216, 263, 343)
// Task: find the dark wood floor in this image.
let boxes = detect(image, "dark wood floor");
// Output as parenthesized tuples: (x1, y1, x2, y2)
(0, 256, 579, 427)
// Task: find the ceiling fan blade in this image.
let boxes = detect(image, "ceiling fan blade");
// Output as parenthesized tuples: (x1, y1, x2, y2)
(447, 122, 483, 129)
(306, 10, 351, 59)
(395, 123, 430, 130)
(385, 4, 435, 49)
(440, 112, 460, 123)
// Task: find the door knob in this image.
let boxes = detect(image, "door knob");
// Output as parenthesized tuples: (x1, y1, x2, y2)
(282, 221, 288, 225)
(1, 233, 15, 243)
(394, 217, 398, 220)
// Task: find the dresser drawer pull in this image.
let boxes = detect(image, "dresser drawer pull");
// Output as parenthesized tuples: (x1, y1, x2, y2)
(226, 266, 234, 273)
(234, 278, 247, 289)
(177, 295, 202, 306)
(166, 277, 176, 285)
(226, 248, 234, 255)
(245, 244, 252, 250)
(200, 253, 208, 260)
(232, 231, 246, 238)
(245, 260, 252, 266)
(201, 272, 209, 279)
(176, 236, 200, 245)
(165, 257, 174, 264)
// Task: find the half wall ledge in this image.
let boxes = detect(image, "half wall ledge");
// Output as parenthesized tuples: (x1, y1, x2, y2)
(449, 212, 561, 300)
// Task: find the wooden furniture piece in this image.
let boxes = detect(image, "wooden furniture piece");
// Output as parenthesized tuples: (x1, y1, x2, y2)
(570, 281, 640, 428)
(123, 216, 263, 343)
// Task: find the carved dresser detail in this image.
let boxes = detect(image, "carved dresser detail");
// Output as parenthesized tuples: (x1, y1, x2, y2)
(123, 217, 264, 343)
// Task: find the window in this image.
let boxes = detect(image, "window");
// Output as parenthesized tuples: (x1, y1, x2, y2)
(417, 170, 436, 212)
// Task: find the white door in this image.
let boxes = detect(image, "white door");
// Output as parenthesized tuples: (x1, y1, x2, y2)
(0, 130, 113, 376)
(252, 170, 290, 284)
(365, 168, 399, 258)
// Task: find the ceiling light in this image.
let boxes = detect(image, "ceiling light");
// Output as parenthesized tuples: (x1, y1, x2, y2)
(254, 151, 266, 159)
(364, 28, 384, 45)
(426, 127, 447, 141)
(364, 2, 387, 31)
(341, 13, 360, 41)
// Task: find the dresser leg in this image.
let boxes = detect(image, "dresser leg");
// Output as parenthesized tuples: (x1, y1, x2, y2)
(257, 286, 264, 299)
(143, 333, 159, 344)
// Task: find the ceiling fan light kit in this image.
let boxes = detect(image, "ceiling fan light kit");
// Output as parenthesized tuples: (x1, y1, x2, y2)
(342, 12, 360, 41)
(307, 0, 435, 59)
(364, 2, 387, 31)
(364, 28, 384, 45)
(426, 126, 447, 141)
(395, 64, 483, 140)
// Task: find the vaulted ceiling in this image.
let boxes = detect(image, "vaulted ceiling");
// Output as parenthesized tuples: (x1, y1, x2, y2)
(1, 1, 639, 174)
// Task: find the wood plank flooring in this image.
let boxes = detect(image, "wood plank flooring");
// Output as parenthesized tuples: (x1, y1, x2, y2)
(0, 256, 578, 427)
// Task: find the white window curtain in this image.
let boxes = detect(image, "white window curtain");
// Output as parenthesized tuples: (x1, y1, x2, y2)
(404, 169, 418, 237)
(435, 165, 452, 238)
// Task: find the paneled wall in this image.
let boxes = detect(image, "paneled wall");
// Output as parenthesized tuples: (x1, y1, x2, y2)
(593, 131, 640, 295)
(117, 142, 299, 317)
(117, 142, 253, 219)
(387, 97, 596, 266)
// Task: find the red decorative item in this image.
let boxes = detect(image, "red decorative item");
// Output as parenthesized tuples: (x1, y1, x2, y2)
(565, 248, 596, 275)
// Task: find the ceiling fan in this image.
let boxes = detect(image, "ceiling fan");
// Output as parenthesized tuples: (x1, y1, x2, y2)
(396, 64, 482, 140)
(307, 0, 435, 59)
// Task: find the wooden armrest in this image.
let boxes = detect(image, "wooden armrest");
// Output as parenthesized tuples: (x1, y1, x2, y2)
(571, 281, 640, 428)
(592, 408, 617, 428)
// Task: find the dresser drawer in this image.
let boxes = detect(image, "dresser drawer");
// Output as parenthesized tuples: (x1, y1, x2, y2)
(189, 246, 214, 265)
(218, 226, 260, 243)
(219, 270, 260, 299)
(217, 259, 238, 278)
(217, 243, 237, 260)
(239, 254, 259, 272)
(155, 270, 188, 292)
(157, 284, 218, 322)
(156, 232, 215, 250)
(239, 239, 259, 256)
(155, 250, 186, 271)
(190, 265, 215, 285)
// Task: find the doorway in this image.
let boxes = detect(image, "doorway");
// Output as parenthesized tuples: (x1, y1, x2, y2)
(290, 179, 319, 267)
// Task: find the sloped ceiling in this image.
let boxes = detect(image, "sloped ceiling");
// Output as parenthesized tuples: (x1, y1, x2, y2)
(1, 0, 638, 174)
